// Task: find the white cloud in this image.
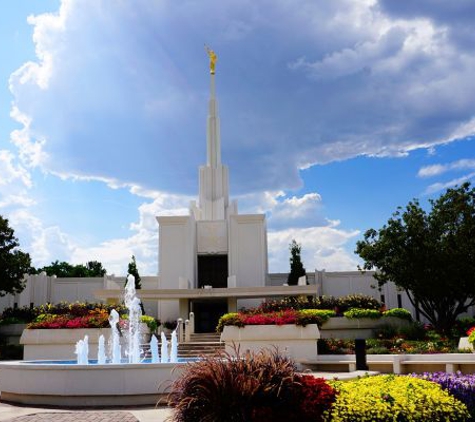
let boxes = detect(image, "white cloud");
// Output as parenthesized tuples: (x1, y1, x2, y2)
(268, 224, 360, 272)
(7, 0, 475, 196)
(424, 172, 475, 195)
(0, 149, 34, 210)
(418, 158, 475, 178)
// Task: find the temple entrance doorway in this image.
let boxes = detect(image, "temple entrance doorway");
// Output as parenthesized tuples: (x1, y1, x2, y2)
(192, 300, 228, 333)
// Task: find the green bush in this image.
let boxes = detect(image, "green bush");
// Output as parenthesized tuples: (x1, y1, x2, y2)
(258, 294, 382, 313)
(374, 323, 399, 339)
(121, 314, 160, 332)
(337, 294, 382, 312)
(325, 375, 470, 421)
(296, 309, 336, 327)
(383, 308, 412, 321)
(343, 308, 381, 319)
(216, 313, 244, 333)
(141, 315, 160, 332)
(398, 321, 427, 340)
(0, 306, 40, 324)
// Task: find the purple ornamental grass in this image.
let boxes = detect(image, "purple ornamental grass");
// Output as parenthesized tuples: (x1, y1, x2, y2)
(411, 371, 475, 416)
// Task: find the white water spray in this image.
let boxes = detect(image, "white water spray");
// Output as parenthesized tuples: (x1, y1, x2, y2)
(97, 335, 106, 364)
(124, 274, 142, 363)
(160, 331, 169, 363)
(170, 330, 178, 363)
(108, 309, 122, 364)
(150, 335, 159, 363)
(75, 335, 89, 365)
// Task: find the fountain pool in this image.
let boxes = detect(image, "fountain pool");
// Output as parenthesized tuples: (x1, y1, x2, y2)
(0, 359, 193, 406)
(0, 275, 195, 406)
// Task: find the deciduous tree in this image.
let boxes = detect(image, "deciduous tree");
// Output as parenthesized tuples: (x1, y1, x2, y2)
(0, 216, 32, 296)
(356, 182, 475, 334)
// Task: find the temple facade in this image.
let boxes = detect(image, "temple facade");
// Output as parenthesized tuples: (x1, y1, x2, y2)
(156, 56, 268, 331)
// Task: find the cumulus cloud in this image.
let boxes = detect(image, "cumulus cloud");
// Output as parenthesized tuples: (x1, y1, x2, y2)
(7, 0, 475, 196)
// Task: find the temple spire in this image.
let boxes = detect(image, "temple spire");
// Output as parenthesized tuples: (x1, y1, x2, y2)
(193, 47, 235, 221)
(205, 46, 220, 168)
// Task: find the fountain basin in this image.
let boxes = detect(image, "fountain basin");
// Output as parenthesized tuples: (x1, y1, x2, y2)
(0, 359, 191, 407)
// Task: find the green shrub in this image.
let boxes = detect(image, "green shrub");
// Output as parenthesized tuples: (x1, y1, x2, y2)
(317, 338, 355, 354)
(121, 314, 160, 332)
(216, 313, 244, 333)
(374, 323, 399, 339)
(0, 306, 40, 324)
(337, 294, 382, 312)
(343, 308, 381, 319)
(383, 308, 412, 321)
(325, 375, 470, 422)
(398, 321, 427, 340)
(296, 309, 336, 327)
(258, 294, 382, 313)
(141, 315, 160, 332)
(169, 348, 337, 422)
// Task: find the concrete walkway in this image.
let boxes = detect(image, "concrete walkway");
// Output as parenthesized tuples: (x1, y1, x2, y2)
(0, 404, 172, 422)
(0, 371, 375, 421)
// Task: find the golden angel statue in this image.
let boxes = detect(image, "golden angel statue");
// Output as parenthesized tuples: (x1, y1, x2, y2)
(205, 45, 217, 74)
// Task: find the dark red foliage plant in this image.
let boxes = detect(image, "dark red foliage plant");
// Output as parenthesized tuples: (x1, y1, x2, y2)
(168, 347, 336, 422)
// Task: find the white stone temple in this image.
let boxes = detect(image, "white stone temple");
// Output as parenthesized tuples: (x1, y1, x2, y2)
(156, 51, 268, 331)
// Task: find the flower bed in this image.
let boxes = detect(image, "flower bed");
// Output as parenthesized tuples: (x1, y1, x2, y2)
(411, 372, 475, 418)
(326, 375, 469, 421)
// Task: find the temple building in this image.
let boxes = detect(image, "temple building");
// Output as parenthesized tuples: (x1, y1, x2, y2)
(156, 50, 269, 331)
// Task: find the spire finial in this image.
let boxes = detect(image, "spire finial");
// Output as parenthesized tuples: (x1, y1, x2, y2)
(205, 45, 217, 75)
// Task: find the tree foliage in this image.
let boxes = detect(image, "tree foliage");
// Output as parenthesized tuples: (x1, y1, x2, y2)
(0, 216, 32, 297)
(127, 255, 142, 289)
(355, 182, 475, 333)
(287, 239, 307, 286)
(36, 260, 107, 277)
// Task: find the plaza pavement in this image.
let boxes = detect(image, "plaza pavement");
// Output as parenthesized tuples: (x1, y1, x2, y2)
(0, 403, 172, 422)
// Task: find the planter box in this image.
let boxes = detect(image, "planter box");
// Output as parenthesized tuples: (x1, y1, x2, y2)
(221, 324, 320, 363)
(0, 324, 27, 345)
(320, 317, 409, 339)
(21, 328, 112, 360)
(20, 324, 151, 360)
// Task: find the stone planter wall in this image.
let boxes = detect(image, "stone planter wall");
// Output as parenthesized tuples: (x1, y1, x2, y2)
(0, 324, 27, 345)
(20, 324, 150, 360)
(320, 316, 410, 339)
(221, 324, 320, 363)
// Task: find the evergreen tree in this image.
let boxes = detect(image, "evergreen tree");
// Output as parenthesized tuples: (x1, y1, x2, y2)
(0, 216, 32, 296)
(127, 255, 142, 289)
(287, 239, 307, 286)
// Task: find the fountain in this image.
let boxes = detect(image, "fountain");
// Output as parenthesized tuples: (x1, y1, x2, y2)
(74, 335, 89, 365)
(0, 275, 195, 406)
(97, 335, 106, 365)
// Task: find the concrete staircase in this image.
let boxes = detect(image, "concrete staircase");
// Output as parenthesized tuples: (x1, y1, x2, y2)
(178, 332, 224, 358)
(143, 332, 224, 359)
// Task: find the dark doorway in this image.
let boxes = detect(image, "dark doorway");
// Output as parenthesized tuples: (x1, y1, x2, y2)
(197, 255, 228, 288)
(193, 301, 228, 333)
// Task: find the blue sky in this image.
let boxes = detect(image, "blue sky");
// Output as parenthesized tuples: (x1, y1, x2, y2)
(1, 0, 475, 275)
